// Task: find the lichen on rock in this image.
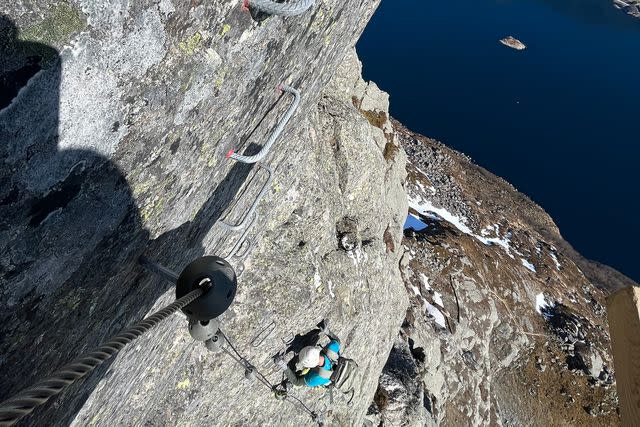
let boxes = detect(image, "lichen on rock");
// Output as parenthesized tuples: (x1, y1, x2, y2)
(1, 1, 408, 425)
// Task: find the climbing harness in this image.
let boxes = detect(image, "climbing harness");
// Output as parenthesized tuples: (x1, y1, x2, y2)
(242, 0, 315, 17)
(277, 322, 358, 409)
(0, 256, 236, 426)
(226, 85, 300, 164)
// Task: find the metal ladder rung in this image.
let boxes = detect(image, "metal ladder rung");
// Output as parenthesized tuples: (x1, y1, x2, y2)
(218, 163, 272, 231)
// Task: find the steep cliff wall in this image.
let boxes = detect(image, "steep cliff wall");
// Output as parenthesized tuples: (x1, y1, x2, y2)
(1, 1, 408, 425)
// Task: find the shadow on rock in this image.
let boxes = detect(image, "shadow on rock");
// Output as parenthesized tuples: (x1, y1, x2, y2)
(0, 14, 255, 425)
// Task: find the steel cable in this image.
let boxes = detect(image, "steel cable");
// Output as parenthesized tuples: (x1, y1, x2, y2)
(217, 330, 319, 421)
(244, 0, 315, 16)
(0, 288, 204, 427)
(219, 329, 275, 388)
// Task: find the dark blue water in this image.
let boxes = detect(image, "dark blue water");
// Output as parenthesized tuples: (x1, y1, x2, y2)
(357, 0, 640, 282)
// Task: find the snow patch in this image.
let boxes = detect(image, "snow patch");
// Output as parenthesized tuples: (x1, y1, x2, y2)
(419, 273, 432, 290)
(409, 194, 515, 258)
(409, 196, 473, 235)
(433, 291, 444, 308)
(478, 235, 514, 258)
(425, 302, 447, 328)
(347, 246, 367, 266)
(521, 258, 536, 273)
(314, 269, 321, 289)
(415, 179, 437, 196)
(550, 251, 561, 270)
(408, 277, 446, 329)
(535, 293, 551, 314)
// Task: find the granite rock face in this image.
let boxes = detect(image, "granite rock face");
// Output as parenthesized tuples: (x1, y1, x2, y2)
(1, 1, 409, 425)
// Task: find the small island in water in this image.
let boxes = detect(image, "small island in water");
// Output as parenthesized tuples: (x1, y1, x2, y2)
(500, 36, 526, 50)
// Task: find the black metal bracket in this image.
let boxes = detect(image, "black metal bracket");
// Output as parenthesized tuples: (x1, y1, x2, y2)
(139, 255, 237, 322)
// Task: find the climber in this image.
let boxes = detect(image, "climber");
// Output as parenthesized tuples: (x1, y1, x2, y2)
(274, 323, 341, 387)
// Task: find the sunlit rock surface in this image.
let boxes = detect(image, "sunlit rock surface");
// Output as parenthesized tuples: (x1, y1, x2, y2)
(367, 123, 627, 426)
(2, 1, 409, 425)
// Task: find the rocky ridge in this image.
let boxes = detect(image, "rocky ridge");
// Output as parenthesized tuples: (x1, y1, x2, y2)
(365, 122, 629, 426)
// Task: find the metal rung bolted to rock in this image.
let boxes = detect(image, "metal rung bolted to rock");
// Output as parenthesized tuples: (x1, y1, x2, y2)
(177, 256, 237, 321)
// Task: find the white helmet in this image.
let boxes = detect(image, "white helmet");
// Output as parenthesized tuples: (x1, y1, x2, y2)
(298, 346, 321, 368)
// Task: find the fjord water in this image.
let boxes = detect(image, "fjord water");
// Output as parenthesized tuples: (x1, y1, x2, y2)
(357, 0, 640, 282)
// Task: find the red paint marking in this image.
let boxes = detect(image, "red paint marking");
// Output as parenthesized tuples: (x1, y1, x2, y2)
(241, 0, 249, 12)
(226, 149, 235, 159)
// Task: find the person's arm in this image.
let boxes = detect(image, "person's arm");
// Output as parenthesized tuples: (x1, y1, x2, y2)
(282, 367, 307, 387)
(274, 355, 307, 387)
(327, 333, 341, 346)
(320, 319, 340, 344)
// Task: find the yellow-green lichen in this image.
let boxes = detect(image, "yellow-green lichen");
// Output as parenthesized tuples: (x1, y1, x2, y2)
(190, 205, 199, 221)
(207, 156, 216, 168)
(133, 180, 153, 197)
(310, 6, 331, 33)
(176, 378, 191, 390)
(180, 72, 195, 93)
(199, 142, 218, 169)
(61, 291, 82, 311)
(220, 24, 231, 38)
(141, 194, 166, 223)
(214, 73, 225, 89)
(200, 143, 212, 155)
(16, 2, 86, 66)
(88, 414, 100, 427)
(179, 32, 203, 55)
(200, 142, 218, 168)
(88, 407, 108, 427)
(20, 2, 86, 46)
